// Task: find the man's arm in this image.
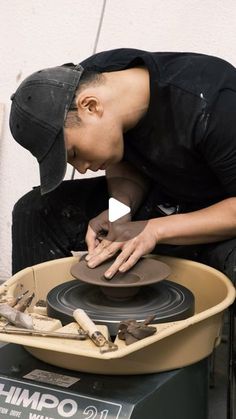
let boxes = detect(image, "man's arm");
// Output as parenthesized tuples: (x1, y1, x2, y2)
(86, 197, 236, 278)
(152, 197, 236, 245)
(105, 161, 150, 216)
(85, 161, 149, 254)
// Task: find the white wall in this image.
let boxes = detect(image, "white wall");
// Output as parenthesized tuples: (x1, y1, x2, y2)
(1, 0, 236, 280)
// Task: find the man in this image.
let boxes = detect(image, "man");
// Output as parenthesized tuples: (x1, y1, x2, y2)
(9, 48, 236, 284)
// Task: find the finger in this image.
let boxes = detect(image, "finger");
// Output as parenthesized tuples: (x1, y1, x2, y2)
(118, 248, 142, 273)
(86, 237, 113, 260)
(87, 241, 123, 268)
(85, 225, 99, 255)
(104, 242, 136, 278)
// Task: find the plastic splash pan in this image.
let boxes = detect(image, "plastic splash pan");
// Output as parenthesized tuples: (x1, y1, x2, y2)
(0, 255, 234, 375)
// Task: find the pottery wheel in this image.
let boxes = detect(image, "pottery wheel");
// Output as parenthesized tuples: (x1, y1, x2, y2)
(47, 279, 195, 336)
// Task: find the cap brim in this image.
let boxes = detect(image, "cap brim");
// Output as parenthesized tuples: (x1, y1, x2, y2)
(39, 130, 67, 195)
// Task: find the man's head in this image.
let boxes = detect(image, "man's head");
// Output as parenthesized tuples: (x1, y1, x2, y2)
(63, 68, 124, 175)
(10, 63, 124, 194)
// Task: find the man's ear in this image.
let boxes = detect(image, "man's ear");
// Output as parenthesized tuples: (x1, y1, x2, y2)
(77, 95, 103, 117)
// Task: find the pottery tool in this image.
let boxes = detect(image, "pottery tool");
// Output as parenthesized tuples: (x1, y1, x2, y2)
(73, 308, 118, 353)
(0, 304, 33, 329)
(118, 315, 157, 345)
(14, 292, 35, 312)
(0, 327, 88, 340)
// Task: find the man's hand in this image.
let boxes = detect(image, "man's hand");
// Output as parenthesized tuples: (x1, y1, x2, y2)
(84, 161, 151, 275)
(85, 219, 157, 279)
(85, 210, 110, 254)
(85, 209, 132, 254)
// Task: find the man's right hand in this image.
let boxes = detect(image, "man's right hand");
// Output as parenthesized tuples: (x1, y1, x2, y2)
(85, 209, 110, 254)
(85, 209, 132, 257)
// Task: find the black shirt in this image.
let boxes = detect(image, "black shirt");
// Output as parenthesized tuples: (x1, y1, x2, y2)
(81, 49, 236, 209)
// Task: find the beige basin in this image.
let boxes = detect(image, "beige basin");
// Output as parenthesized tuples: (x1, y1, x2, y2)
(0, 254, 234, 375)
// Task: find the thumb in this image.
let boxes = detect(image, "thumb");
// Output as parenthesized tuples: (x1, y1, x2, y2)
(85, 224, 98, 254)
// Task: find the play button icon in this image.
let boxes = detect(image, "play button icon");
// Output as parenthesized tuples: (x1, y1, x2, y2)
(108, 198, 131, 222)
(88, 176, 149, 242)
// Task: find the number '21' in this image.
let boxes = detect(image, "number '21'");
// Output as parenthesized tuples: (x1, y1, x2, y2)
(83, 405, 109, 419)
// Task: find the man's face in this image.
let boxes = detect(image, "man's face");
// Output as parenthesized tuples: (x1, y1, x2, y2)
(64, 116, 124, 174)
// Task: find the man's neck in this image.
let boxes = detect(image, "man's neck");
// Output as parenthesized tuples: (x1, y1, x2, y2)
(104, 67, 150, 132)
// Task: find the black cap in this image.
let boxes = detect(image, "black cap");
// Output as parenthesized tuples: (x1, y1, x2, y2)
(9, 64, 84, 194)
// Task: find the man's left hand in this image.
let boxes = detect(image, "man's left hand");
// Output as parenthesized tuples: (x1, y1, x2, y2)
(85, 220, 157, 278)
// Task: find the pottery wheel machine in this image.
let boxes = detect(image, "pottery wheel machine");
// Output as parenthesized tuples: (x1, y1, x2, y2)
(0, 255, 211, 419)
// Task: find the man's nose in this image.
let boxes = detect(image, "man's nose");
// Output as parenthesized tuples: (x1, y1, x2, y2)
(77, 162, 90, 174)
